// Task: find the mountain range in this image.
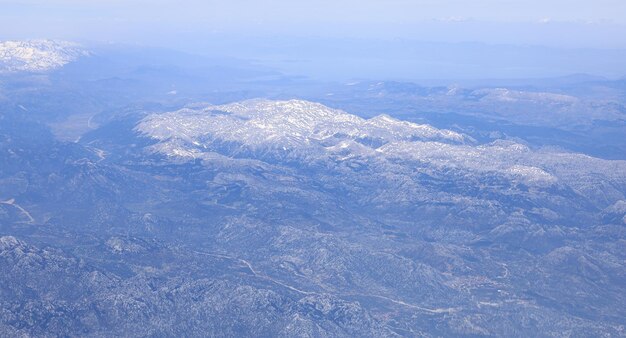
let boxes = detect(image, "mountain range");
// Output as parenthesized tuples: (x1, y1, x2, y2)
(1, 40, 625, 337)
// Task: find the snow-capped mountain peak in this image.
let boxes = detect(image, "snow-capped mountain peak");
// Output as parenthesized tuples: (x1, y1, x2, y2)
(0, 39, 88, 73)
(136, 99, 468, 161)
(137, 99, 626, 192)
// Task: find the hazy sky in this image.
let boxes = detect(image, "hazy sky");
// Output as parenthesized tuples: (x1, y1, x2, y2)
(2, 0, 626, 48)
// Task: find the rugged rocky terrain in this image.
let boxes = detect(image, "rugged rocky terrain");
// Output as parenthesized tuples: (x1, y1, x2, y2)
(1, 39, 626, 336)
(1, 97, 625, 336)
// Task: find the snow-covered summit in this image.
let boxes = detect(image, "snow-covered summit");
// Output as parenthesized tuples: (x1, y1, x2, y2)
(136, 99, 467, 158)
(137, 99, 626, 190)
(0, 40, 88, 73)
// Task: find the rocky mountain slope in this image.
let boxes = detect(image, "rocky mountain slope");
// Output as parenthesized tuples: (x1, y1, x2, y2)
(1, 99, 625, 336)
